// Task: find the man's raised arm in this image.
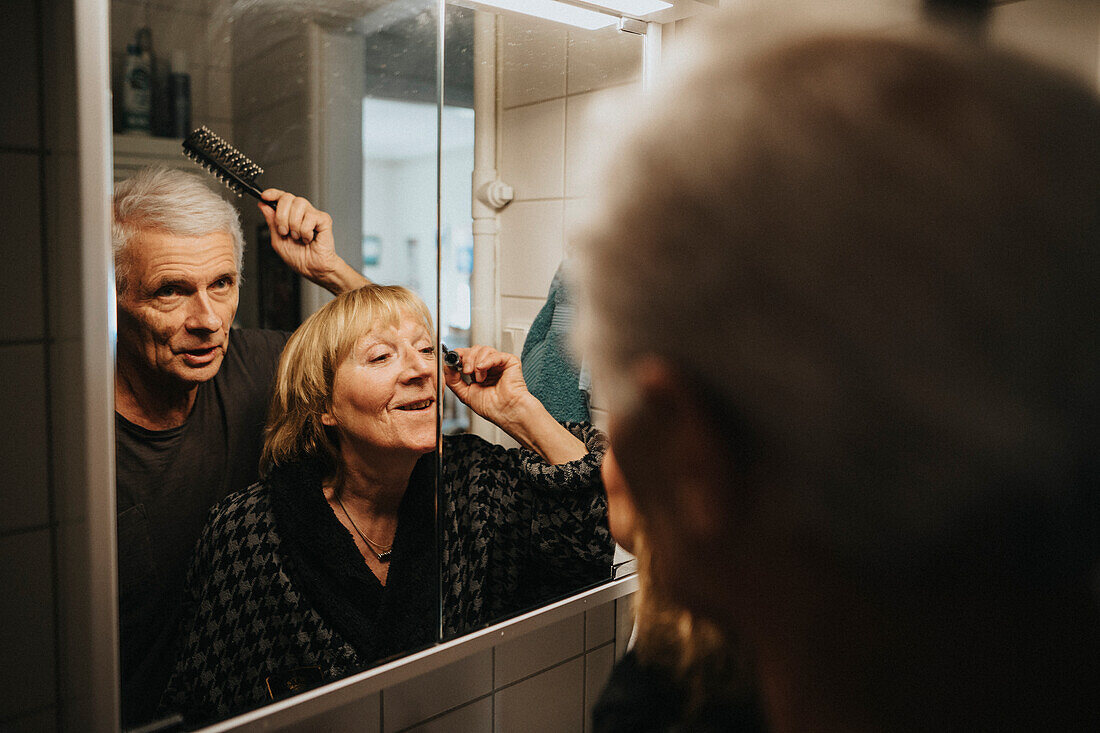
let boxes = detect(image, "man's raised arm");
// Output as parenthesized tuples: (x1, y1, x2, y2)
(258, 188, 371, 295)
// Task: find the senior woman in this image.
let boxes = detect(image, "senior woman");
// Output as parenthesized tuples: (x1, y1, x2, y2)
(161, 284, 612, 724)
(576, 3, 1100, 731)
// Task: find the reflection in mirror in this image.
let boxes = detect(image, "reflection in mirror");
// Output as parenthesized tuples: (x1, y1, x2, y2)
(109, 0, 442, 728)
(438, 2, 644, 640)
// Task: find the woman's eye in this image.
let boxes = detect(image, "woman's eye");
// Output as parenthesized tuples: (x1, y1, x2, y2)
(370, 353, 391, 363)
(420, 347, 435, 356)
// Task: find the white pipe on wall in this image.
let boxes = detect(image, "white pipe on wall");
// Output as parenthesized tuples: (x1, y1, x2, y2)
(471, 10, 503, 353)
(470, 10, 512, 442)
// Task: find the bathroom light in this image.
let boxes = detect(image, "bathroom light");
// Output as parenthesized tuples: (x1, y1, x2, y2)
(472, 0, 618, 29)
(586, 0, 672, 16)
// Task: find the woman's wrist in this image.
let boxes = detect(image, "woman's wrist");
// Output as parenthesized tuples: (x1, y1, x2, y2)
(501, 395, 588, 464)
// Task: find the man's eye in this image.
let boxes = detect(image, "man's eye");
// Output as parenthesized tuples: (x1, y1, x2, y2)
(420, 346, 436, 356)
(155, 286, 179, 298)
(213, 277, 234, 289)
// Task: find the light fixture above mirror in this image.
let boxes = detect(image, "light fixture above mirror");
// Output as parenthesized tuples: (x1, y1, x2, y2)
(469, 0, 671, 29)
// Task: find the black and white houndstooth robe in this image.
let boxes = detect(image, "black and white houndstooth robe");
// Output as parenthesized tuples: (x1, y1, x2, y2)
(161, 423, 613, 726)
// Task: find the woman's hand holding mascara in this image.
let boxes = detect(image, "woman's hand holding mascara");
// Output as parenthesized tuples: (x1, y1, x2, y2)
(259, 189, 370, 295)
(444, 346, 586, 465)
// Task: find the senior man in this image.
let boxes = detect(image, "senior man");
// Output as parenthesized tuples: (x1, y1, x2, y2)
(113, 166, 368, 727)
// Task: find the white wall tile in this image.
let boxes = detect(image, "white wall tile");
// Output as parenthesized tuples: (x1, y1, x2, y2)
(383, 650, 493, 733)
(0, 530, 56, 722)
(494, 614, 584, 688)
(43, 152, 85, 342)
(402, 697, 492, 733)
(501, 296, 548, 340)
(561, 195, 603, 262)
(614, 595, 635, 660)
(0, 345, 49, 533)
(585, 603, 615, 650)
(42, 0, 78, 153)
(501, 16, 567, 109)
(0, 0, 40, 149)
(494, 657, 584, 733)
(1, 706, 58, 732)
(612, 547, 636, 577)
(584, 646, 615, 733)
(566, 26, 643, 97)
(564, 86, 637, 201)
(0, 154, 45, 342)
(501, 99, 565, 202)
(499, 200, 564, 299)
(276, 692, 381, 733)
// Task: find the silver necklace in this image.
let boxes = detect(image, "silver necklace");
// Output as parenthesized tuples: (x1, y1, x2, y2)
(335, 493, 393, 562)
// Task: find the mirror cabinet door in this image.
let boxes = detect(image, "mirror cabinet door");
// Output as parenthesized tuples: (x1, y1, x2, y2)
(438, 3, 644, 641)
(109, 0, 442, 727)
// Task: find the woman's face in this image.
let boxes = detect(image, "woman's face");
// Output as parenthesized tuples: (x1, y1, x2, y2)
(321, 313, 437, 459)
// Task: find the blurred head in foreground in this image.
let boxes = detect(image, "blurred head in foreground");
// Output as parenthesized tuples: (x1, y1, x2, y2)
(578, 4, 1100, 730)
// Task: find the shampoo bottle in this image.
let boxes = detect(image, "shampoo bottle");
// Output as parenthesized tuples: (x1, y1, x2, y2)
(122, 33, 152, 134)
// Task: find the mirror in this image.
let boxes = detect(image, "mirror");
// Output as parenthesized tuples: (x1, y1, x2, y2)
(438, 3, 643, 638)
(108, 0, 645, 727)
(109, 0, 442, 728)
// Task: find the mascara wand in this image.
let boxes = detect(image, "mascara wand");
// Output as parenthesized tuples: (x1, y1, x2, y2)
(182, 126, 273, 208)
(441, 343, 463, 370)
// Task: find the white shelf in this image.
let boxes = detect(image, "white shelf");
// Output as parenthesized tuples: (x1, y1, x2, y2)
(112, 133, 199, 181)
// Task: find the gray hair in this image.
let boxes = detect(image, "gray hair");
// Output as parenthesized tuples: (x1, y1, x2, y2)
(576, 8, 1100, 568)
(112, 166, 245, 293)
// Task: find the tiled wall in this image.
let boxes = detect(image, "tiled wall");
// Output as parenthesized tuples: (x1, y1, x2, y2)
(0, 2, 59, 729)
(0, 0, 113, 729)
(496, 16, 645, 433)
(275, 595, 636, 733)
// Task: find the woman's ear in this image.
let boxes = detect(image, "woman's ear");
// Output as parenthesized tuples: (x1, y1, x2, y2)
(321, 411, 337, 427)
(610, 357, 739, 544)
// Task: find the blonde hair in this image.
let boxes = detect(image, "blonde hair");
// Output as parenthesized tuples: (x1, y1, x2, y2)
(261, 285, 434, 479)
(112, 166, 244, 294)
(630, 531, 753, 718)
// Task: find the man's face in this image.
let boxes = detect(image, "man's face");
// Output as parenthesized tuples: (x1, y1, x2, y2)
(116, 229, 239, 389)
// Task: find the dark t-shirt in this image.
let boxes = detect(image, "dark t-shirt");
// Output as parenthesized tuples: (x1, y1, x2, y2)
(115, 328, 290, 728)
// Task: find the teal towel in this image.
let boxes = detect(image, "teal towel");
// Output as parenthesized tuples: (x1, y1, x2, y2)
(521, 266, 590, 423)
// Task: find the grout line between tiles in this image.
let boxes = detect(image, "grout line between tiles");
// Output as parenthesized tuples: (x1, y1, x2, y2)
(0, 145, 47, 155)
(392, 690, 494, 733)
(0, 521, 56, 540)
(0, 702, 58, 727)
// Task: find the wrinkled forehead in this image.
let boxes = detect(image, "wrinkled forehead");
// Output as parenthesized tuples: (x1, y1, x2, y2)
(128, 228, 238, 279)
